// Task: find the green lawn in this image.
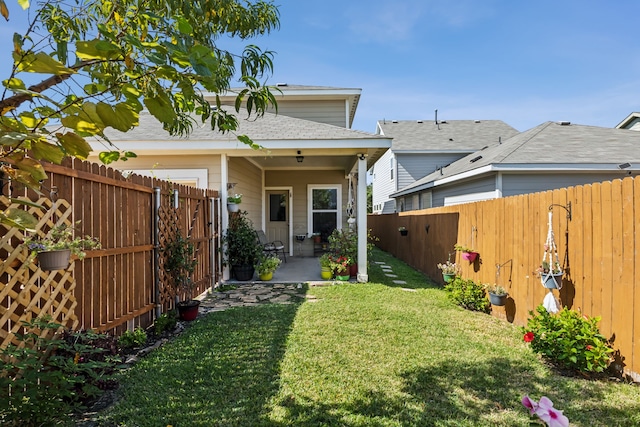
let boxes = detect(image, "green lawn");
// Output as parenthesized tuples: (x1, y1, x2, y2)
(96, 248, 640, 426)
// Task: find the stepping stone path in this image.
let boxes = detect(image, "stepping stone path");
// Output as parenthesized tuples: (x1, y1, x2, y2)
(376, 263, 407, 285)
(199, 283, 308, 314)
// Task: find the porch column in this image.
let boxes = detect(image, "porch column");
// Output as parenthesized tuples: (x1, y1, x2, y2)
(357, 154, 368, 282)
(221, 154, 230, 281)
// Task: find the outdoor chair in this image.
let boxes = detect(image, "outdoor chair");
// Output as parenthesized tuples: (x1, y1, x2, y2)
(255, 230, 287, 263)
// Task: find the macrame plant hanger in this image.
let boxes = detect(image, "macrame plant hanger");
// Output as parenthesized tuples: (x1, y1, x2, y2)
(346, 174, 355, 229)
(540, 210, 562, 290)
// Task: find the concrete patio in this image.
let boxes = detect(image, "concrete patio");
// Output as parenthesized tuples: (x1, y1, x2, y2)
(223, 256, 345, 285)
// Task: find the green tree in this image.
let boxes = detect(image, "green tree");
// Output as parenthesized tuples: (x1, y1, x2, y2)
(0, 0, 280, 229)
(366, 183, 372, 213)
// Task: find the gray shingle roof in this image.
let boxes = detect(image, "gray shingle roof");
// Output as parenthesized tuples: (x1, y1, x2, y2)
(103, 108, 384, 142)
(377, 119, 519, 151)
(394, 121, 640, 195)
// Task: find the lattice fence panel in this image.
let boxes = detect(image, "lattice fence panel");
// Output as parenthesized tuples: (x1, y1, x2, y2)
(157, 202, 180, 309)
(0, 196, 79, 349)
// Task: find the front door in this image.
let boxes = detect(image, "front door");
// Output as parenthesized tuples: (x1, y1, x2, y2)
(266, 190, 289, 253)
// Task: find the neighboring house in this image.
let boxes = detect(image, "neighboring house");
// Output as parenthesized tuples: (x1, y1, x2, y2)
(370, 119, 518, 213)
(92, 85, 392, 281)
(616, 112, 640, 131)
(391, 121, 640, 207)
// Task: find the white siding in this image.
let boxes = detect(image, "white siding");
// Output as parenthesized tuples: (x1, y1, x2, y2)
(432, 176, 496, 207)
(371, 149, 397, 214)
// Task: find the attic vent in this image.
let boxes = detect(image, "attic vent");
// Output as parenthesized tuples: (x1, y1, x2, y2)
(449, 138, 453, 141)
(474, 120, 481, 123)
(618, 162, 632, 169)
(470, 155, 482, 163)
(417, 120, 423, 123)
(392, 120, 398, 123)
(558, 121, 571, 126)
(441, 120, 447, 124)
(276, 83, 288, 87)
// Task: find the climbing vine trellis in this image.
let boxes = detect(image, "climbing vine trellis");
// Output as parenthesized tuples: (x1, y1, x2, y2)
(0, 196, 79, 349)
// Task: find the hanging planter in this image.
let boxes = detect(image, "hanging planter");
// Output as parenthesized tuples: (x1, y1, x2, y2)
(461, 251, 478, 262)
(227, 193, 242, 213)
(537, 210, 564, 291)
(398, 227, 408, 236)
(541, 272, 563, 289)
(37, 249, 72, 271)
(486, 284, 508, 306)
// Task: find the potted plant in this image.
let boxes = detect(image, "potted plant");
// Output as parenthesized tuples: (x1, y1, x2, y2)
(328, 228, 358, 277)
(398, 226, 408, 236)
(437, 260, 459, 283)
(221, 211, 262, 281)
(311, 232, 322, 244)
(455, 244, 478, 262)
(24, 221, 100, 270)
(255, 254, 281, 281)
(330, 255, 351, 281)
(164, 229, 199, 320)
(537, 261, 563, 289)
(319, 253, 333, 280)
(485, 284, 508, 306)
(227, 193, 242, 213)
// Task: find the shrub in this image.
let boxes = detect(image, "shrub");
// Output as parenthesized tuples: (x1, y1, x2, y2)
(0, 317, 121, 426)
(118, 327, 148, 349)
(523, 305, 613, 373)
(154, 310, 178, 335)
(444, 277, 490, 313)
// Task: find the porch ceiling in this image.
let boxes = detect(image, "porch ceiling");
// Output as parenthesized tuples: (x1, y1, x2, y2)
(237, 146, 388, 172)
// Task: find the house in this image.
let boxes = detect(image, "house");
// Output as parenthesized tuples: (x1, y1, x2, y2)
(390, 121, 640, 207)
(370, 118, 518, 213)
(616, 112, 640, 131)
(93, 85, 392, 282)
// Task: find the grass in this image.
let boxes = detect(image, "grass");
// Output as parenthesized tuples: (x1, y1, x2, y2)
(95, 248, 640, 426)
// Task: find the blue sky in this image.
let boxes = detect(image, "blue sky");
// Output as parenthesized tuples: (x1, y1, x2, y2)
(2, 0, 639, 133)
(254, 0, 640, 132)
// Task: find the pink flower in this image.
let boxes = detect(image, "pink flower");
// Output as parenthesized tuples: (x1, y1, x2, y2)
(524, 332, 535, 343)
(535, 396, 569, 427)
(586, 345, 594, 351)
(521, 395, 537, 415)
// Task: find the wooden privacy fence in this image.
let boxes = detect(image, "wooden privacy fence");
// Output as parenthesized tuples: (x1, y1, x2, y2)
(369, 176, 640, 378)
(1, 158, 220, 349)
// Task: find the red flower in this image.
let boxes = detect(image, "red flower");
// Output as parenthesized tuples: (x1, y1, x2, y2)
(586, 345, 594, 351)
(524, 332, 535, 343)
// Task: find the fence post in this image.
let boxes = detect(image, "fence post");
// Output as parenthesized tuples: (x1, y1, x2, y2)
(153, 187, 161, 319)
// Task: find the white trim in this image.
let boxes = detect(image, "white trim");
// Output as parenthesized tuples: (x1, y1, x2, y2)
(345, 99, 350, 129)
(125, 168, 208, 189)
(307, 184, 343, 236)
(356, 155, 368, 282)
(221, 154, 229, 281)
(264, 186, 294, 256)
(444, 190, 499, 206)
(496, 172, 503, 198)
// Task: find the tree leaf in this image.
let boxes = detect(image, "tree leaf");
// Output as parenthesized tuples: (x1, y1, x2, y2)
(3, 77, 25, 90)
(17, 0, 29, 10)
(76, 39, 121, 60)
(99, 151, 121, 164)
(15, 157, 48, 181)
(0, 1, 8, 21)
(15, 52, 74, 75)
(143, 93, 176, 124)
(56, 132, 92, 159)
(1, 208, 38, 232)
(31, 139, 65, 164)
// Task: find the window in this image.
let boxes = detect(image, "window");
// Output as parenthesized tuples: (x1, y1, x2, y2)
(269, 194, 287, 221)
(390, 157, 394, 180)
(419, 192, 432, 209)
(308, 185, 342, 238)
